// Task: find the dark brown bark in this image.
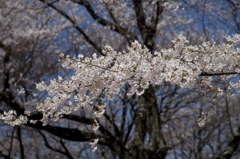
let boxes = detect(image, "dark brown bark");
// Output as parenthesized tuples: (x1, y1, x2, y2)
(131, 84, 168, 159)
(214, 128, 240, 159)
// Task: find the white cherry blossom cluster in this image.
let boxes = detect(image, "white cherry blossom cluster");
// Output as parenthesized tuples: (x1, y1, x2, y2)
(33, 34, 240, 125)
(0, 110, 28, 126)
(162, 1, 180, 11)
(2, 34, 239, 150)
(89, 138, 99, 152)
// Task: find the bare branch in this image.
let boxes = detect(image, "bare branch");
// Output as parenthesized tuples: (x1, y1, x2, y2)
(199, 71, 238, 76)
(38, 0, 104, 55)
(214, 127, 240, 159)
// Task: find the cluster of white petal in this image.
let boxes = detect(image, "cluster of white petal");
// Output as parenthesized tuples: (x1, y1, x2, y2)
(89, 138, 99, 152)
(2, 34, 239, 128)
(0, 34, 238, 151)
(33, 34, 240, 127)
(0, 110, 28, 126)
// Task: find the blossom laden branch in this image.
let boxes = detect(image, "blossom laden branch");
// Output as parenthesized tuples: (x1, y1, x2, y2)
(33, 34, 240, 127)
(2, 33, 240, 151)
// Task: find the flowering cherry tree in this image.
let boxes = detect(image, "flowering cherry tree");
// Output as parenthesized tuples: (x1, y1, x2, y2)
(1, 0, 240, 158)
(33, 34, 240, 126)
(2, 34, 240, 152)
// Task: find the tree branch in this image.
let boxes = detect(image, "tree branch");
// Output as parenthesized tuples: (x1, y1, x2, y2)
(133, 0, 146, 41)
(63, 114, 131, 157)
(132, 0, 160, 51)
(70, 0, 137, 42)
(38, 130, 74, 159)
(214, 127, 240, 159)
(27, 122, 94, 142)
(39, 0, 104, 55)
(143, 84, 167, 159)
(60, 139, 74, 159)
(17, 127, 25, 159)
(0, 151, 11, 159)
(199, 71, 238, 76)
